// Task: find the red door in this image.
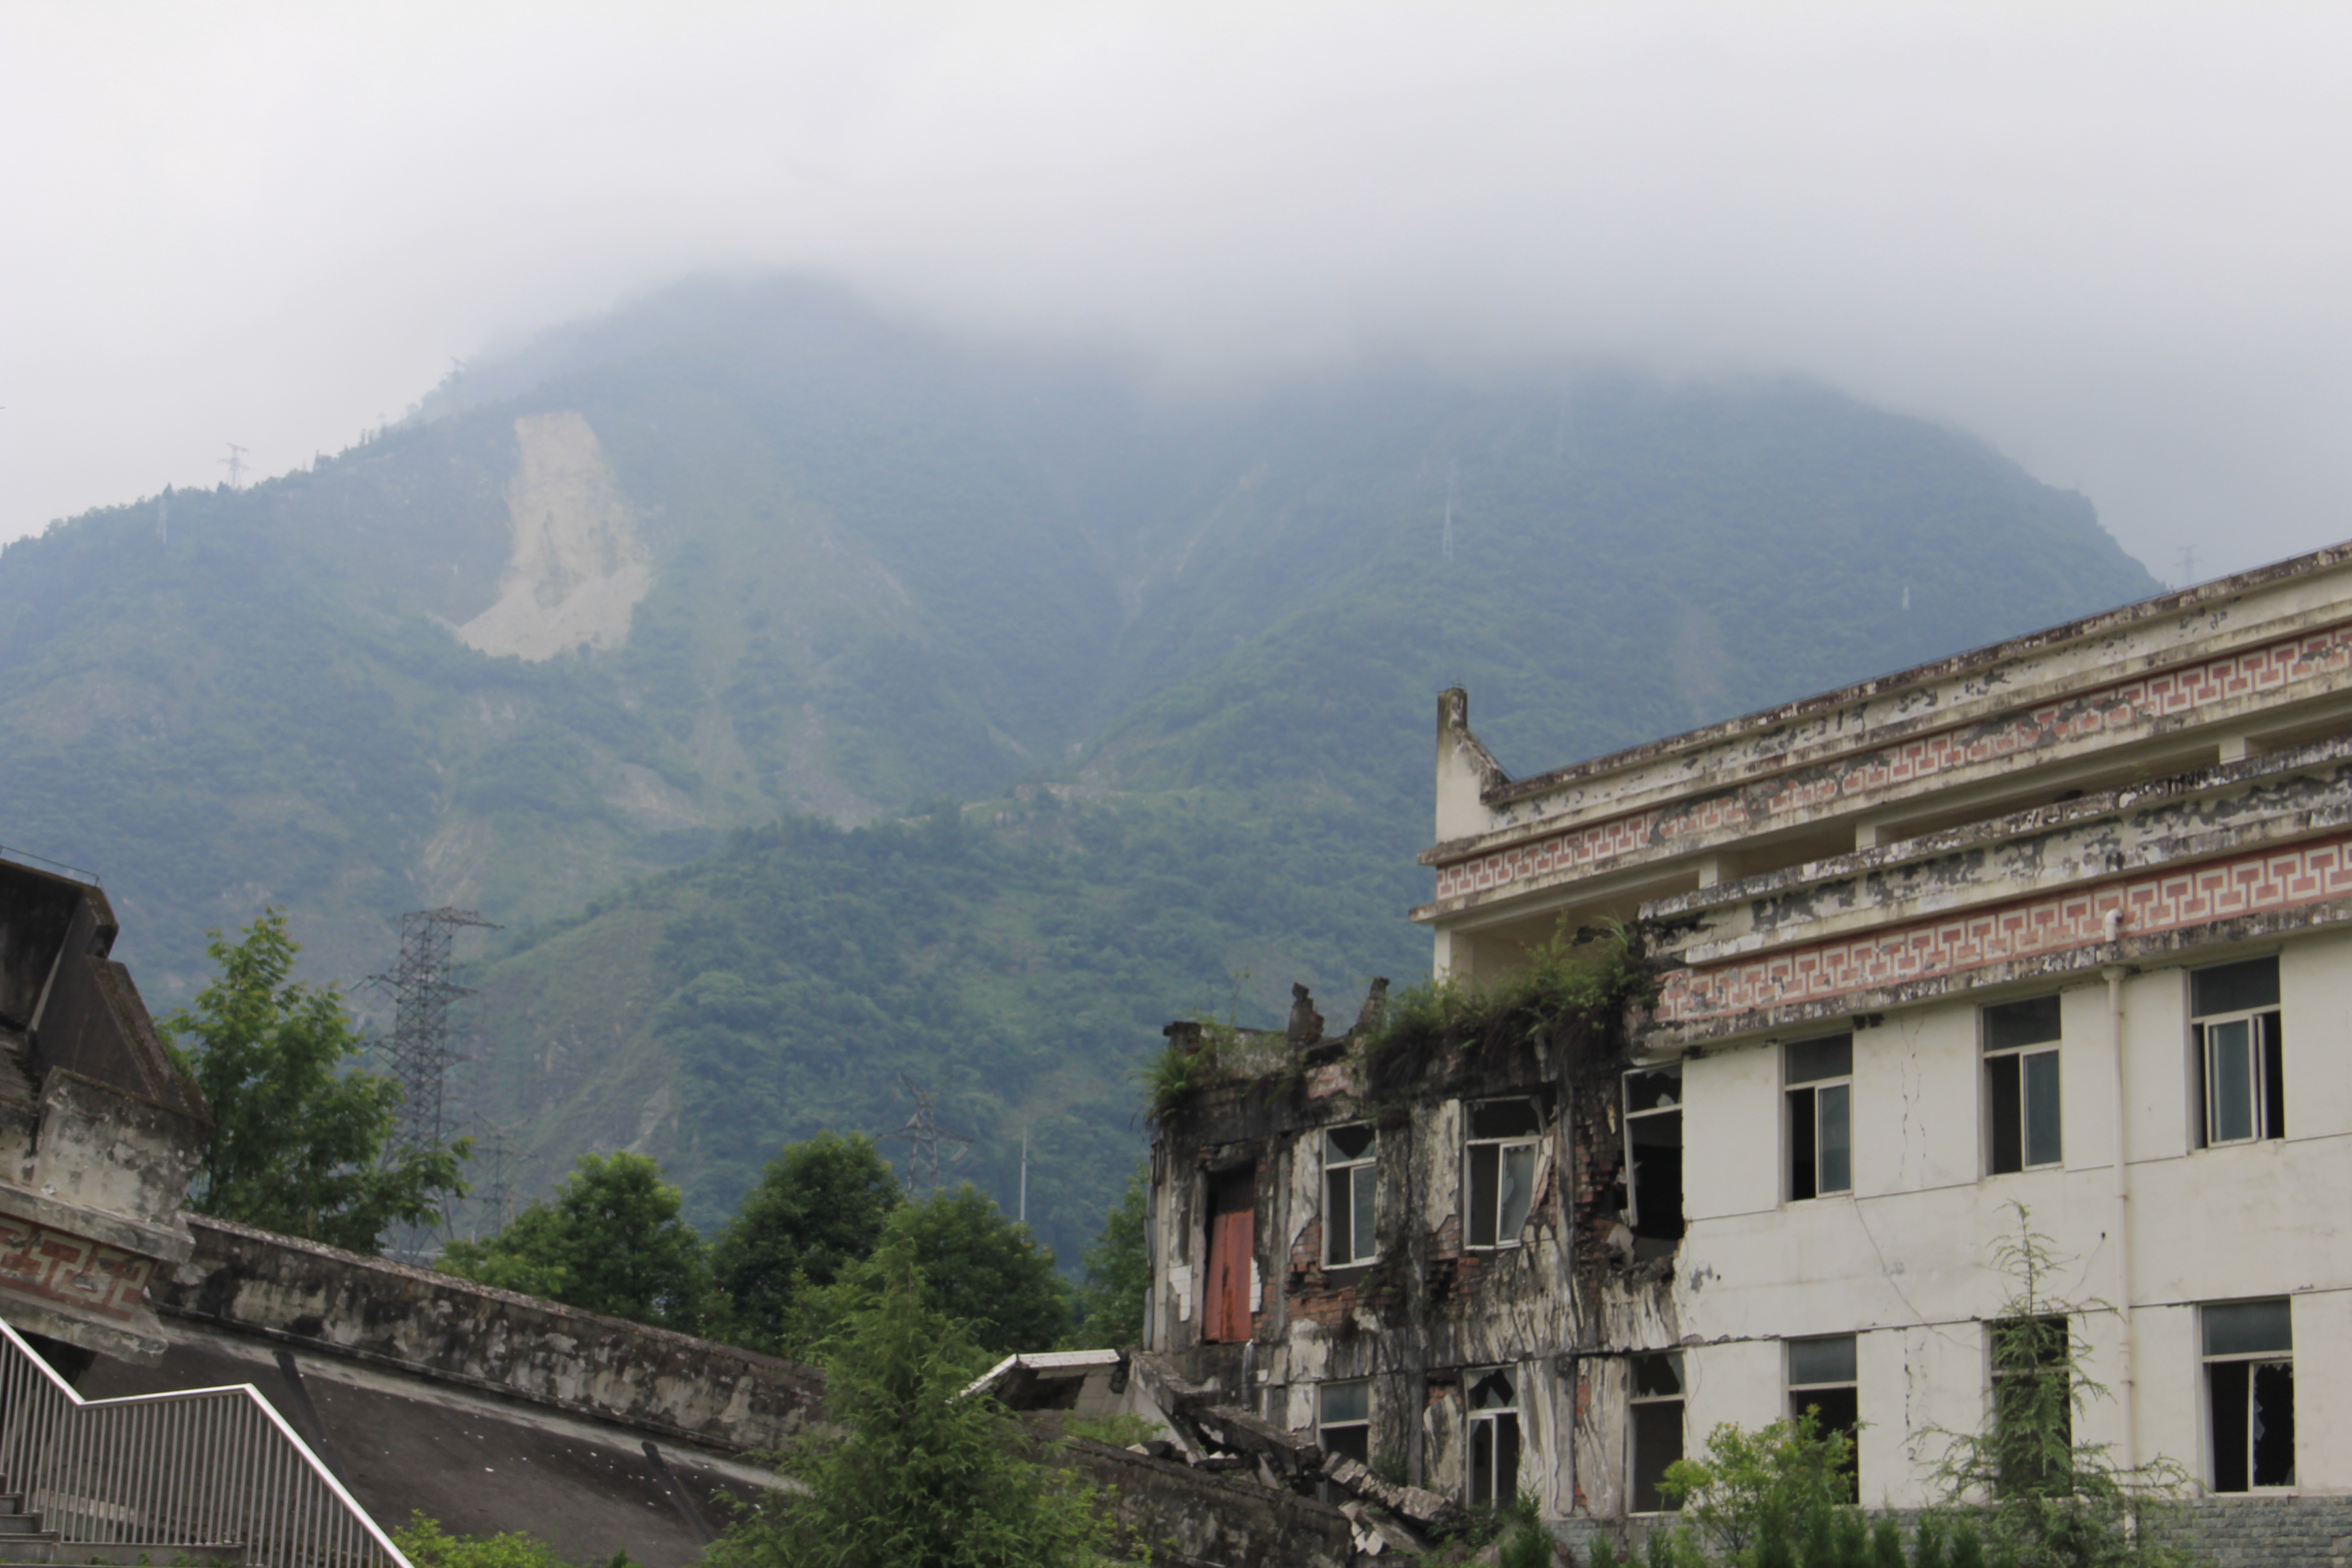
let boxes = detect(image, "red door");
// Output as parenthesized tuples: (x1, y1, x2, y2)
(1202, 1170, 1256, 1342)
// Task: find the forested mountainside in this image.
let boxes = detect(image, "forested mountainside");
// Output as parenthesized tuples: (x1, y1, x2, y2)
(0, 276, 2160, 1258)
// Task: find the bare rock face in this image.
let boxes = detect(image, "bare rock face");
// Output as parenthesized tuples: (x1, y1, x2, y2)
(457, 411, 653, 661)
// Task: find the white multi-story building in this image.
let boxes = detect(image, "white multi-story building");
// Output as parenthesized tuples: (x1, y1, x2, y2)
(1145, 544, 2352, 1547)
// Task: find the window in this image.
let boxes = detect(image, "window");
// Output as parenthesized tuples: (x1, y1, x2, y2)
(1466, 1097, 1541, 1248)
(1323, 1125, 1377, 1267)
(2204, 1299, 2293, 1492)
(1785, 1036, 1852, 1200)
(2192, 958, 2283, 1147)
(1466, 1367, 1521, 1507)
(1624, 1068, 1684, 1258)
(1787, 1335, 1859, 1501)
(1318, 1379, 1371, 1465)
(1629, 1352, 1684, 1514)
(1989, 1314, 2070, 1494)
(1984, 996, 2063, 1173)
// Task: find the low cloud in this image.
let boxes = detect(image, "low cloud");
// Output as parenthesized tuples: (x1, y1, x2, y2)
(5, 2, 2347, 577)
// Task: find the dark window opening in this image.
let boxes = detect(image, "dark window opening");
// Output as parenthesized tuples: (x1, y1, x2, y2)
(2193, 959, 2284, 1147)
(1629, 1352, 1684, 1513)
(1467, 1368, 1520, 1508)
(1319, 1379, 1371, 1465)
(2205, 1299, 2294, 1491)
(1467, 1098, 1540, 1249)
(1324, 1124, 1377, 1267)
(1984, 996, 2063, 1174)
(1786, 1036, 1852, 1200)
(1625, 1068, 1684, 1258)
(1788, 1335, 1860, 1503)
(1989, 1314, 2072, 1494)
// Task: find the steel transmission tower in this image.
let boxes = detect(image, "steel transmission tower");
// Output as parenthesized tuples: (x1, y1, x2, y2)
(877, 1075, 970, 1194)
(371, 907, 498, 1156)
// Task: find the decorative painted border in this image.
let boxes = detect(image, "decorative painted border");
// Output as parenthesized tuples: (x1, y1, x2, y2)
(1433, 621, 2352, 902)
(0, 1215, 154, 1322)
(1654, 832, 2352, 1024)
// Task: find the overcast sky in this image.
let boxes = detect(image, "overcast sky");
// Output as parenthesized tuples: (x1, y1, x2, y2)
(5, 2, 2349, 579)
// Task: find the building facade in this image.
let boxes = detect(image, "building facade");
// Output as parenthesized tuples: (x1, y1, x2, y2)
(1145, 542, 2352, 1535)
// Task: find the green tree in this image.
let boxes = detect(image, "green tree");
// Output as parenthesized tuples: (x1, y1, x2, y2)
(883, 1182, 1070, 1355)
(1657, 1411, 1855, 1565)
(712, 1132, 901, 1353)
(160, 909, 467, 1254)
(442, 1152, 712, 1331)
(1065, 1160, 1148, 1348)
(700, 1239, 1106, 1568)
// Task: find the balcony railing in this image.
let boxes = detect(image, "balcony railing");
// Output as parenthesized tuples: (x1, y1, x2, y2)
(0, 1317, 410, 1568)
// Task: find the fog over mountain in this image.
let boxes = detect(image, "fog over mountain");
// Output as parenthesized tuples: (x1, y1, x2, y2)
(7, 4, 2351, 579)
(0, 277, 2159, 1254)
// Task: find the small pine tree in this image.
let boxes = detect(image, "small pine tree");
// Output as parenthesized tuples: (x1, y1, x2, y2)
(1922, 1205, 2200, 1568)
(1867, 1516, 1906, 1568)
(1912, 1514, 1948, 1568)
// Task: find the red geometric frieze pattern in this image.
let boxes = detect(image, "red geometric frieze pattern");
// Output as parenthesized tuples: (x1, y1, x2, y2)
(1432, 621, 2352, 901)
(0, 1217, 154, 1322)
(1654, 832, 2352, 1024)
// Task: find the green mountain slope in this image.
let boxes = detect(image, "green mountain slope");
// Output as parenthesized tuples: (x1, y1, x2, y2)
(0, 276, 2159, 1258)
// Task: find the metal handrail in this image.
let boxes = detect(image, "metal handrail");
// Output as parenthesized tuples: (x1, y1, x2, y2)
(0, 1318, 411, 1568)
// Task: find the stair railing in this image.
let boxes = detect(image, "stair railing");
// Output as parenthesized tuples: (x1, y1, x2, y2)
(0, 1317, 411, 1568)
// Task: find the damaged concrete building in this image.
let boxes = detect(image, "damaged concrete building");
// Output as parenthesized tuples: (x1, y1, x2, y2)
(1145, 542, 2352, 1549)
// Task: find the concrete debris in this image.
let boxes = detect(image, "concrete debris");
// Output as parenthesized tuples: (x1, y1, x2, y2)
(1320, 1456, 1460, 1531)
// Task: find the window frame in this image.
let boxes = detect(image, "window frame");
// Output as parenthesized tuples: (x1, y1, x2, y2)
(1786, 1334, 1860, 1501)
(1318, 1378, 1372, 1467)
(1465, 1366, 1522, 1509)
(1623, 1066, 1685, 1255)
(1628, 1351, 1685, 1515)
(2202, 1299, 2295, 1492)
(1784, 1035, 1854, 1201)
(1463, 1096, 1543, 1251)
(1322, 1124, 1379, 1268)
(1982, 995, 2063, 1175)
(2189, 957, 2285, 1149)
(1987, 1313, 2071, 1495)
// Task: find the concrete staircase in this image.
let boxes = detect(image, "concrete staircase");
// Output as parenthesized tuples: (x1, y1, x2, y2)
(0, 1481, 246, 1567)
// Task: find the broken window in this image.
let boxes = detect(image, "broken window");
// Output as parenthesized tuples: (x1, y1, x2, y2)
(1629, 1352, 1685, 1514)
(1323, 1124, 1377, 1267)
(1785, 1036, 1852, 1200)
(2204, 1298, 2294, 1492)
(2192, 958, 2284, 1147)
(1989, 1313, 2071, 1494)
(1624, 1067, 1684, 1258)
(1466, 1367, 1521, 1507)
(1465, 1097, 1541, 1249)
(1787, 1335, 1860, 1501)
(1318, 1378, 1371, 1465)
(1200, 1167, 1255, 1343)
(1984, 994, 2063, 1175)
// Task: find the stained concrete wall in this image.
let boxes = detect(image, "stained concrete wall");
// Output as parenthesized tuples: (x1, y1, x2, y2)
(1660, 923, 2352, 1506)
(158, 1213, 823, 1453)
